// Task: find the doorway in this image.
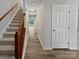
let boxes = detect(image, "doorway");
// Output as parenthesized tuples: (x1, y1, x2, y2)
(29, 14, 36, 35)
(52, 5, 71, 49)
(29, 15, 36, 26)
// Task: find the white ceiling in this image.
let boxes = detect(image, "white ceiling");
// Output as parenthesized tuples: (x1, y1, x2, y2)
(25, 0, 79, 9)
(25, 0, 43, 8)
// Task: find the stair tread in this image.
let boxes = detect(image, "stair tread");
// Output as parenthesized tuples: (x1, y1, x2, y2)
(10, 23, 19, 25)
(10, 22, 20, 25)
(6, 29, 17, 32)
(13, 18, 22, 20)
(6, 27, 18, 32)
(3, 32, 15, 38)
(12, 21, 20, 23)
(4, 32, 15, 34)
(10, 21, 20, 23)
(0, 45, 14, 51)
(9, 24, 19, 27)
(12, 20, 20, 22)
(0, 39, 14, 45)
(0, 38, 14, 41)
(8, 27, 19, 29)
(0, 56, 15, 59)
(12, 19, 20, 21)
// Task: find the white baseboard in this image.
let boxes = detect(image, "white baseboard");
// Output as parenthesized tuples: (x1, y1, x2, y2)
(69, 47, 78, 50)
(37, 34, 44, 49)
(43, 48, 52, 50)
(37, 34, 52, 50)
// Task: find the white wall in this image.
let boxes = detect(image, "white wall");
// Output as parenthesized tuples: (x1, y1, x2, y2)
(67, 0, 78, 50)
(36, 3, 45, 49)
(77, 1, 79, 49)
(36, 0, 78, 50)
(19, 0, 26, 10)
(0, 0, 18, 16)
(36, 0, 52, 50)
(0, 0, 20, 39)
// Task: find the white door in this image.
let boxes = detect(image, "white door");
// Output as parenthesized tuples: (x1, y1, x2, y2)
(52, 5, 70, 48)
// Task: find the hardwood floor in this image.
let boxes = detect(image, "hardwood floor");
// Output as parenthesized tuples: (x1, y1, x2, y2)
(25, 27, 79, 59)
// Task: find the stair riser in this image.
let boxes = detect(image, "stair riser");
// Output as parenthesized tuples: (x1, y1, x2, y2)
(6, 30, 17, 32)
(11, 22, 20, 25)
(7, 29, 17, 32)
(13, 20, 20, 22)
(3, 34, 15, 38)
(11, 23, 20, 25)
(9, 25, 19, 27)
(0, 41, 14, 45)
(13, 18, 22, 21)
(11, 21, 20, 23)
(0, 50, 15, 56)
(8, 26, 19, 28)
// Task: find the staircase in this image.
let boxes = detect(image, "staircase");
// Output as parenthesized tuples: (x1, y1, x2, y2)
(0, 9, 23, 59)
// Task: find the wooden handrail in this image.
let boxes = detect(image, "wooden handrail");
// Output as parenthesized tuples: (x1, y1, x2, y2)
(0, 3, 18, 21)
(15, 14, 25, 59)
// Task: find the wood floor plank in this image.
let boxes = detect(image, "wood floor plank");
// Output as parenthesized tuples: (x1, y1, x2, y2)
(25, 27, 79, 59)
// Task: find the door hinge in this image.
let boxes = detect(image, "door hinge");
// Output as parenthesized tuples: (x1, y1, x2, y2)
(68, 26, 70, 30)
(68, 42, 69, 45)
(69, 11, 70, 14)
(67, 42, 70, 48)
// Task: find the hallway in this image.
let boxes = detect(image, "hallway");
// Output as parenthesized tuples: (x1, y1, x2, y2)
(25, 27, 79, 59)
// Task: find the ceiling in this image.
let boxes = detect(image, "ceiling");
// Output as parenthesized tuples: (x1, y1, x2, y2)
(25, 0, 79, 9)
(25, 0, 43, 9)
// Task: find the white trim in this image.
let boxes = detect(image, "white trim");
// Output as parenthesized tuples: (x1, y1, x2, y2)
(37, 34, 52, 50)
(43, 48, 52, 50)
(37, 34, 44, 49)
(69, 47, 78, 50)
(22, 26, 29, 59)
(22, 33, 29, 59)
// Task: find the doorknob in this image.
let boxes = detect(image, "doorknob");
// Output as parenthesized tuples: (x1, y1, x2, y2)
(53, 29, 56, 31)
